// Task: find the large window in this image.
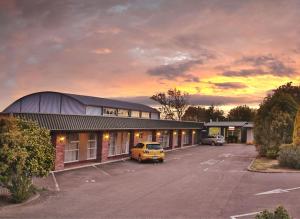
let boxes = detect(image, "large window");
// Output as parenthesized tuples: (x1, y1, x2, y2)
(141, 112, 150, 118)
(108, 132, 130, 156)
(86, 106, 102, 116)
(87, 133, 97, 160)
(64, 133, 79, 163)
(118, 109, 129, 117)
(158, 131, 170, 148)
(173, 131, 178, 147)
(103, 108, 117, 116)
(183, 131, 190, 145)
(131, 111, 140, 118)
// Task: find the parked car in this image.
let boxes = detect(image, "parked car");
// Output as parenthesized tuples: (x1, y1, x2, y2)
(200, 135, 225, 146)
(131, 142, 165, 163)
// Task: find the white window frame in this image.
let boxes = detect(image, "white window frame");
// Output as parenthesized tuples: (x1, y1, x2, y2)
(87, 134, 97, 160)
(64, 138, 80, 163)
(108, 132, 130, 157)
(141, 112, 150, 119)
(103, 107, 117, 116)
(117, 109, 129, 117)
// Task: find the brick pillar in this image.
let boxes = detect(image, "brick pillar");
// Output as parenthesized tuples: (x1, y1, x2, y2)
(152, 130, 157, 142)
(189, 131, 193, 145)
(129, 130, 134, 154)
(101, 132, 110, 162)
(54, 133, 65, 171)
(96, 132, 103, 162)
(169, 130, 173, 149)
(178, 130, 182, 147)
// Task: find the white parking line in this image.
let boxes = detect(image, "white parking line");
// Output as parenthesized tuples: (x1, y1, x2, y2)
(51, 172, 60, 192)
(92, 165, 111, 176)
(256, 186, 300, 195)
(230, 211, 261, 219)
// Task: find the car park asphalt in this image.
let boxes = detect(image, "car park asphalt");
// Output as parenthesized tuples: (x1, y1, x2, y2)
(1, 144, 300, 219)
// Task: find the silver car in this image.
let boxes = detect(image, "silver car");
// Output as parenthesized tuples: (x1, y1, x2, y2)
(200, 135, 225, 146)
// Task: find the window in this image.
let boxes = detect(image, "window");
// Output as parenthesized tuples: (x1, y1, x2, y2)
(131, 111, 140, 118)
(108, 132, 130, 156)
(141, 112, 150, 118)
(151, 113, 159, 119)
(183, 131, 190, 145)
(173, 131, 178, 146)
(64, 133, 79, 163)
(118, 109, 129, 117)
(86, 106, 102, 116)
(87, 133, 97, 160)
(103, 108, 117, 116)
(146, 144, 161, 150)
(157, 131, 170, 148)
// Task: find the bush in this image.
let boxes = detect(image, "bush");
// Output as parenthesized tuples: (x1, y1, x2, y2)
(266, 148, 279, 159)
(256, 206, 292, 219)
(0, 116, 54, 203)
(278, 144, 300, 169)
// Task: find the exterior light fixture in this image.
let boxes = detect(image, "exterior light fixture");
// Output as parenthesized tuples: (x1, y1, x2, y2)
(157, 132, 161, 136)
(58, 136, 65, 143)
(104, 133, 110, 139)
(173, 131, 177, 135)
(135, 133, 140, 137)
(182, 131, 186, 135)
(192, 131, 196, 135)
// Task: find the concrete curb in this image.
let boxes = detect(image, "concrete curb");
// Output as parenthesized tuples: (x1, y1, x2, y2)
(247, 158, 300, 173)
(0, 192, 40, 210)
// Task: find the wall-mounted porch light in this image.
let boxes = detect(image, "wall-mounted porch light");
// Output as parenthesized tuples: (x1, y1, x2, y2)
(192, 130, 196, 135)
(104, 133, 110, 140)
(182, 131, 186, 135)
(58, 136, 65, 144)
(156, 132, 161, 136)
(173, 131, 177, 135)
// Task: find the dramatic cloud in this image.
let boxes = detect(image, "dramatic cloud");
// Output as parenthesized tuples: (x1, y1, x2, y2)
(210, 82, 247, 89)
(147, 59, 202, 81)
(223, 55, 296, 77)
(1, 0, 300, 111)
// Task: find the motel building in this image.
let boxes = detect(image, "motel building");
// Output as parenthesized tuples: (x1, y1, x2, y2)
(204, 121, 254, 144)
(1, 91, 203, 171)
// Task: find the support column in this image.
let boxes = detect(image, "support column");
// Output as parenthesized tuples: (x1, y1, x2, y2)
(169, 130, 174, 149)
(101, 132, 110, 162)
(54, 133, 65, 171)
(96, 131, 103, 162)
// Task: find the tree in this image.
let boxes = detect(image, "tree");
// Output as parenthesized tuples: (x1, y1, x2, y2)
(0, 116, 54, 203)
(151, 88, 189, 120)
(254, 86, 299, 157)
(182, 105, 225, 122)
(227, 105, 256, 121)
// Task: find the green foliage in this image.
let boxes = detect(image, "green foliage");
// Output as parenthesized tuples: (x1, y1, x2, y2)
(182, 105, 225, 122)
(255, 206, 292, 219)
(0, 116, 54, 203)
(254, 83, 299, 157)
(266, 148, 279, 159)
(292, 109, 300, 146)
(227, 105, 256, 121)
(278, 144, 300, 169)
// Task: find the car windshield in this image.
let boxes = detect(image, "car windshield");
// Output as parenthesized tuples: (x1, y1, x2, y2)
(146, 144, 162, 150)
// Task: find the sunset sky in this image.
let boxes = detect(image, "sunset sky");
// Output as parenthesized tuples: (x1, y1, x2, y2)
(1, 0, 300, 112)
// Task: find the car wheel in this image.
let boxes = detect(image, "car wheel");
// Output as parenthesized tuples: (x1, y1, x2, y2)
(211, 141, 215, 146)
(160, 159, 164, 163)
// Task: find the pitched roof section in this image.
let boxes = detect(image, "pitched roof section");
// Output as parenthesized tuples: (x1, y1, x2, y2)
(9, 113, 203, 131)
(65, 93, 158, 113)
(205, 121, 253, 127)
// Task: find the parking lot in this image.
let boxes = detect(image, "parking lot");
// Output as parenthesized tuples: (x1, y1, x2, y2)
(1, 144, 300, 219)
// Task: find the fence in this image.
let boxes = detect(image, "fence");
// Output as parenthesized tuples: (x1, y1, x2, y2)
(0, 186, 10, 196)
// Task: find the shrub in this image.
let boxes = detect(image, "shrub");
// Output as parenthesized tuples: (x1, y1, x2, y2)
(255, 206, 292, 219)
(266, 148, 279, 159)
(0, 116, 54, 203)
(278, 144, 300, 169)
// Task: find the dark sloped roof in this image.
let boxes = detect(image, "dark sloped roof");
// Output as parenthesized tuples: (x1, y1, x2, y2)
(6, 113, 203, 131)
(205, 121, 253, 127)
(65, 93, 158, 113)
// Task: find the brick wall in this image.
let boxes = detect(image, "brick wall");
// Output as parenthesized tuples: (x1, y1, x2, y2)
(55, 134, 65, 171)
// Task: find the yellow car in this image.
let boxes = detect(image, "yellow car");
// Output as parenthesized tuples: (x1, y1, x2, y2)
(131, 142, 165, 163)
